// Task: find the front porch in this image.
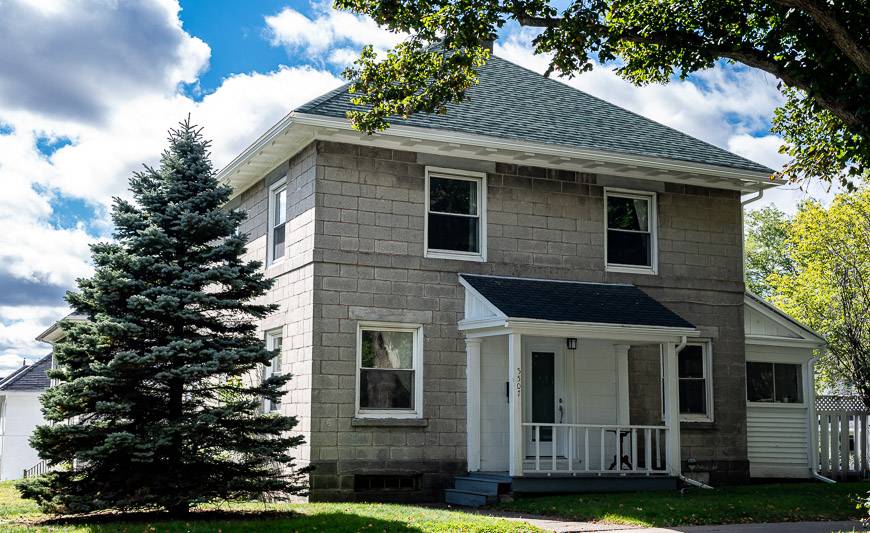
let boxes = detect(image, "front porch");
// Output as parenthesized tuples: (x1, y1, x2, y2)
(457, 274, 699, 484)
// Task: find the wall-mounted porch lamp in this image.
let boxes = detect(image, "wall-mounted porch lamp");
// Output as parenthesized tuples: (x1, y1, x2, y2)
(566, 338, 578, 350)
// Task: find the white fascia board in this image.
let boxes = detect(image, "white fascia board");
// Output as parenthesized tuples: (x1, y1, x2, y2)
(745, 335, 826, 349)
(457, 276, 508, 320)
(217, 111, 782, 196)
(458, 315, 699, 343)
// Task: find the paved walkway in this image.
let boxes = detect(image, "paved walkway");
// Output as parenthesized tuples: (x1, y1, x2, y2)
(475, 510, 867, 533)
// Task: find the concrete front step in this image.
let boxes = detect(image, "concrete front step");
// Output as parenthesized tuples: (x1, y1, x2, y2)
(454, 476, 501, 495)
(444, 488, 497, 508)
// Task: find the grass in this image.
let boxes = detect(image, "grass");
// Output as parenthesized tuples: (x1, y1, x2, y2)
(0, 481, 539, 532)
(493, 481, 869, 527)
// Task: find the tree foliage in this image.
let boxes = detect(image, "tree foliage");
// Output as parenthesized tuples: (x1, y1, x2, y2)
(337, 0, 869, 187)
(747, 190, 870, 401)
(744, 205, 795, 298)
(17, 119, 306, 514)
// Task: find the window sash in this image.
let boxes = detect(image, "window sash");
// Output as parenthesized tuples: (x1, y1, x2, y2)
(268, 180, 288, 265)
(357, 324, 422, 417)
(425, 170, 485, 259)
(671, 342, 712, 420)
(604, 189, 656, 272)
(264, 331, 283, 412)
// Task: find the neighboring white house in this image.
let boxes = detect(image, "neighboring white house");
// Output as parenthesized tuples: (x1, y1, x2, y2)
(0, 355, 50, 481)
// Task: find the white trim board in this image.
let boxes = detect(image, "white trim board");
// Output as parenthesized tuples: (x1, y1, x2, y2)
(218, 113, 783, 200)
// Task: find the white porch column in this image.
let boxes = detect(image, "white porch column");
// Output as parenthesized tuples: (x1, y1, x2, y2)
(465, 337, 483, 472)
(508, 332, 523, 477)
(614, 344, 631, 426)
(662, 342, 682, 476)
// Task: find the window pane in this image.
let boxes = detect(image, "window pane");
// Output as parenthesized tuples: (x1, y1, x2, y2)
(272, 224, 285, 259)
(679, 379, 706, 414)
(361, 330, 414, 369)
(678, 346, 704, 378)
(359, 369, 414, 409)
(607, 196, 649, 231)
(774, 363, 803, 403)
(274, 188, 287, 225)
(429, 176, 476, 215)
(746, 362, 774, 402)
(428, 214, 479, 253)
(607, 230, 651, 266)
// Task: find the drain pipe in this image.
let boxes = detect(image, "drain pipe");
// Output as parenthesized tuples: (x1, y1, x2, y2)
(680, 475, 714, 490)
(672, 336, 709, 489)
(741, 188, 764, 206)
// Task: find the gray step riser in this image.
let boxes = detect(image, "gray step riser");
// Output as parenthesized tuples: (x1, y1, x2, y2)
(454, 478, 500, 495)
(444, 490, 489, 507)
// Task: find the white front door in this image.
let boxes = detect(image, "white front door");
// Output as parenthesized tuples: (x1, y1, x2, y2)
(523, 339, 567, 458)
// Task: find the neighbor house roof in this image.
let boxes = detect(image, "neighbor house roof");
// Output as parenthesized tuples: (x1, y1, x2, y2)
(459, 274, 695, 329)
(0, 354, 51, 392)
(297, 55, 771, 174)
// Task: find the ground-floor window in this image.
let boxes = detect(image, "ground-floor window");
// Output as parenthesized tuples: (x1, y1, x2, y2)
(263, 328, 283, 412)
(356, 322, 423, 418)
(746, 361, 803, 404)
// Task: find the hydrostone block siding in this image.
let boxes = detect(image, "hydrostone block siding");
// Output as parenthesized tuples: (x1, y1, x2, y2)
(235, 140, 749, 499)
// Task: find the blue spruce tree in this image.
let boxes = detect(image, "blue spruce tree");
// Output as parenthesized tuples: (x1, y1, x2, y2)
(19, 119, 306, 514)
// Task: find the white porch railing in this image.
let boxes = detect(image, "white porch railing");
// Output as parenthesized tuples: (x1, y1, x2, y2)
(522, 423, 669, 475)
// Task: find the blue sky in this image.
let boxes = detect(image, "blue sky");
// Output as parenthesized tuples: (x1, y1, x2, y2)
(0, 0, 832, 375)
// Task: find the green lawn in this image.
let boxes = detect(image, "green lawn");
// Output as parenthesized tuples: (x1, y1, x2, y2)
(493, 481, 868, 527)
(0, 482, 538, 532)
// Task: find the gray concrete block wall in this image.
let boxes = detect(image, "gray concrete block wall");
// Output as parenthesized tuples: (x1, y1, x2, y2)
(303, 140, 748, 498)
(230, 144, 318, 470)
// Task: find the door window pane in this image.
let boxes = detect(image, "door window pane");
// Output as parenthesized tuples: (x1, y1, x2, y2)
(531, 352, 555, 442)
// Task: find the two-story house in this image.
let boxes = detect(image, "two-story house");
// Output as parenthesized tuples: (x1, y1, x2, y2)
(219, 55, 826, 503)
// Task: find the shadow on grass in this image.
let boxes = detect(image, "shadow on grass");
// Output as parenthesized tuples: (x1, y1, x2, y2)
(21, 510, 426, 532)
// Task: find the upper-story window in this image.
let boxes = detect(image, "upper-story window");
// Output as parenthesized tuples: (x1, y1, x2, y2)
(424, 167, 486, 262)
(605, 188, 657, 274)
(268, 178, 288, 265)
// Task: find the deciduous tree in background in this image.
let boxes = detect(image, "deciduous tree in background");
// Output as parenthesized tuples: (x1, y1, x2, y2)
(17, 119, 306, 514)
(336, 0, 869, 187)
(745, 191, 870, 401)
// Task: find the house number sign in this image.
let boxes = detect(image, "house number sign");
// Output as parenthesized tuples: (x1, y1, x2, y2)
(514, 367, 522, 395)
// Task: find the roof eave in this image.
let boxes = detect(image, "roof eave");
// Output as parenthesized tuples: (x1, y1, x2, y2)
(217, 113, 782, 199)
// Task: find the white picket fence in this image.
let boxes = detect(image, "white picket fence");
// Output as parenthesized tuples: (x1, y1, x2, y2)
(817, 395, 870, 480)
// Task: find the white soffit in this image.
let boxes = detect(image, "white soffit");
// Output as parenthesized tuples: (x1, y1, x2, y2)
(218, 113, 782, 199)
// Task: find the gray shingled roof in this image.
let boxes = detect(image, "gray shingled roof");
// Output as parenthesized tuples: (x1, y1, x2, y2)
(461, 274, 695, 329)
(296, 55, 771, 174)
(0, 354, 51, 392)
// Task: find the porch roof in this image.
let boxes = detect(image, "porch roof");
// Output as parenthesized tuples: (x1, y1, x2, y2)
(458, 274, 696, 335)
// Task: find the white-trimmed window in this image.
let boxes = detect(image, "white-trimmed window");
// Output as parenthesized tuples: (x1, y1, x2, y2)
(263, 329, 283, 412)
(678, 341, 713, 421)
(746, 362, 804, 404)
(267, 178, 288, 265)
(424, 167, 486, 262)
(356, 322, 424, 418)
(605, 189, 657, 274)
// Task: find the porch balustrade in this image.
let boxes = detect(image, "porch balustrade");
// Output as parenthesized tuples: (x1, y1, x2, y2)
(521, 422, 669, 475)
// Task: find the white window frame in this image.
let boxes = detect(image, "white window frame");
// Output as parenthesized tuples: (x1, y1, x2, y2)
(424, 166, 487, 262)
(266, 177, 288, 267)
(604, 188, 658, 275)
(263, 328, 284, 412)
(745, 360, 806, 407)
(355, 321, 424, 419)
(660, 340, 714, 422)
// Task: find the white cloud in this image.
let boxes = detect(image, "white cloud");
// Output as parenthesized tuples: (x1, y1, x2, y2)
(0, 0, 344, 376)
(265, 3, 404, 65)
